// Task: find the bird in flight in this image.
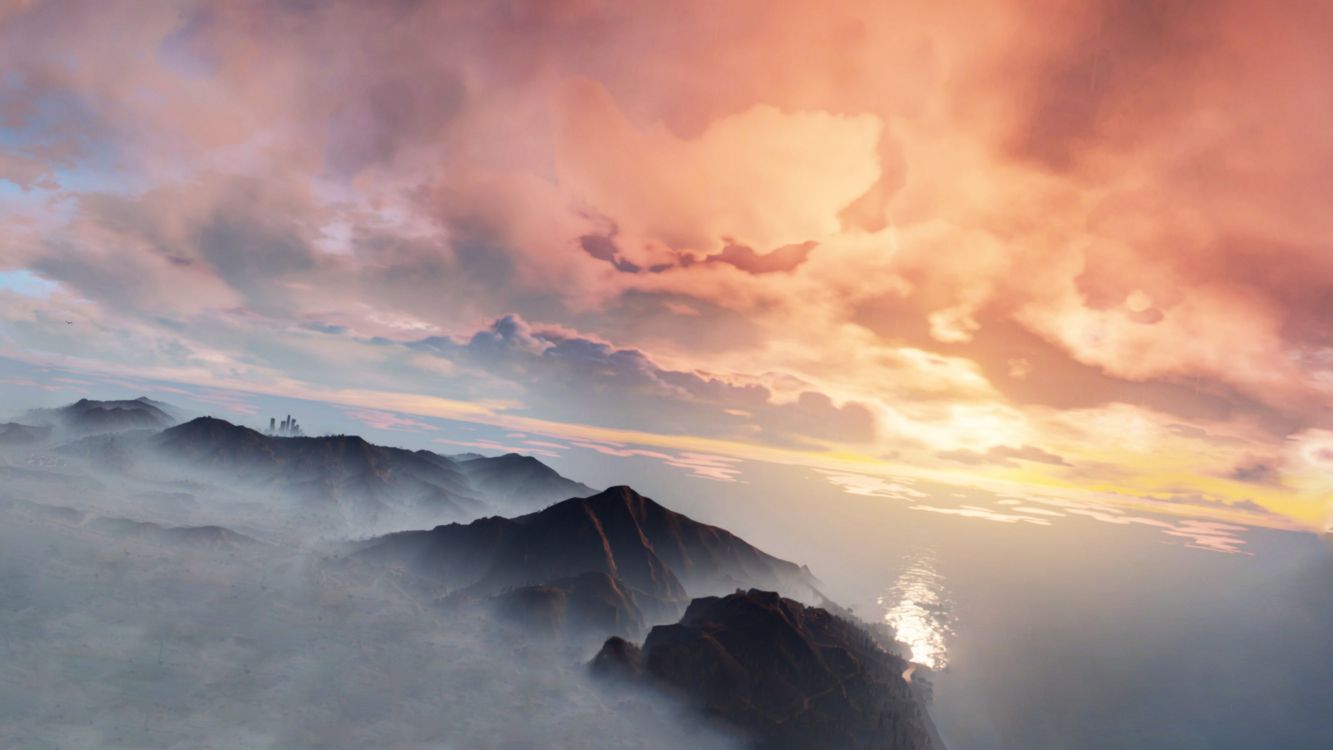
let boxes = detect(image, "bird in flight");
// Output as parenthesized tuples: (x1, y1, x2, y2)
(65, 321, 73, 325)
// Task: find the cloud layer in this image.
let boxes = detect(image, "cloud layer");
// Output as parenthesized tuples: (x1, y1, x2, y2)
(2, 0, 1330, 526)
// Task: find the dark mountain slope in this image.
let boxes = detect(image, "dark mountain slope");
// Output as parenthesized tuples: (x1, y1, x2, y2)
(593, 589, 945, 750)
(360, 486, 819, 630)
(362, 488, 686, 605)
(494, 571, 647, 639)
(587, 486, 818, 596)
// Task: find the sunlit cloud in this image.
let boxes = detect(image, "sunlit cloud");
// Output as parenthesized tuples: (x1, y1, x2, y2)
(0, 376, 63, 392)
(0, 0, 1330, 530)
(819, 470, 928, 501)
(907, 505, 1053, 526)
(568, 438, 743, 482)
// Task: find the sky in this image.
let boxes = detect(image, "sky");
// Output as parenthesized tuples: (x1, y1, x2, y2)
(1, 0, 1331, 532)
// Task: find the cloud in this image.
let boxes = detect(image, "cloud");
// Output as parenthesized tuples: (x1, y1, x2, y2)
(415, 314, 877, 447)
(820, 470, 928, 501)
(703, 241, 817, 275)
(433, 436, 561, 460)
(566, 436, 744, 482)
(938, 444, 1070, 468)
(908, 504, 1053, 526)
(0, 427, 741, 749)
(2, 0, 1331, 528)
(554, 78, 882, 255)
(343, 408, 439, 433)
(1227, 462, 1280, 485)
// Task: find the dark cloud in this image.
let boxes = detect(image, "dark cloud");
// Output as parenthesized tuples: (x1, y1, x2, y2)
(300, 322, 349, 335)
(414, 314, 876, 445)
(1227, 462, 1279, 485)
(703, 241, 816, 274)
(579, 233, 644, 273)
(577, 235, 813, 276)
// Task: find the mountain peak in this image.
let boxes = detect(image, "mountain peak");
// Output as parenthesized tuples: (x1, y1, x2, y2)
(518, 484, 660, 525)
(488, 452, 551, 469)
(166, 415, 259, 435)
(24, 396, 177, 435)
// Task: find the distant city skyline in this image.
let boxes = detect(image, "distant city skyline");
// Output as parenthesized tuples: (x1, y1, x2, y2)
(268, 414, 305, 438)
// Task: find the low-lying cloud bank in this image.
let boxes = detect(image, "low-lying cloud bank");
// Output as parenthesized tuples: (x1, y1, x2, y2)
(0, 444, 739, 749)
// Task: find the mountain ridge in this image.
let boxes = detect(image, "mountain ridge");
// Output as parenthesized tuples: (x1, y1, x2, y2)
(360, 485, 820, 631)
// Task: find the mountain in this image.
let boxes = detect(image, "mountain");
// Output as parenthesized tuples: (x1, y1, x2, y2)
(592, 589, 945, 750)
(11, 401, 595, 523)
(0, 494, 256, 552)
(23, 397, 177, 435)
(153, 417, 487, 520)
(453, 452, 596, 512)
(360, 485, 820, 631)
(86, 516, 260, 551)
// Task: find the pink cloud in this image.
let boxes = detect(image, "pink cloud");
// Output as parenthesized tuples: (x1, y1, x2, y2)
(2, 0, 1329, 527)
(344, 408, 439, 433)
(569, 439, 742, 482)
(431, 437, 559, 459)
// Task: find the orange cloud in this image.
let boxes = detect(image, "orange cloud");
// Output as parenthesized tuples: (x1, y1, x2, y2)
(1, 0, 1330, 530)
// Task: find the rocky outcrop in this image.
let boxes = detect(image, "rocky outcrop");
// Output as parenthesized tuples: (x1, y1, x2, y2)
(592, 589, 945, 750)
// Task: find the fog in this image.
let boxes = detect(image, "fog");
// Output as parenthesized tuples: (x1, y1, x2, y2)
(0, 434, 739, 749)
(6, 403, 1330, 749)
(610, 460, 1333, 750)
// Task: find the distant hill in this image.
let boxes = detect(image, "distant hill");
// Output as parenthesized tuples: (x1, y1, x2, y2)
(453, 452, 595, 512)
(86, 516, 260, 552)
(0, 494, 258, 552)
(592, 589, 945, 750)
(23, 397, 177, 435)
(0, 422, 53, 446)
(153, 417, 486, 520)
(144, 415, 598, 523)
(12, 399, 593, 518)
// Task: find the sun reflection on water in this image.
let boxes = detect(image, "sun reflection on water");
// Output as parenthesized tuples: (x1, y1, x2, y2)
(878, 554, 953, 671)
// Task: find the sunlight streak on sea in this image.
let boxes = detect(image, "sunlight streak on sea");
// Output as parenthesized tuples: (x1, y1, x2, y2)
(878, 553, 953, 670)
